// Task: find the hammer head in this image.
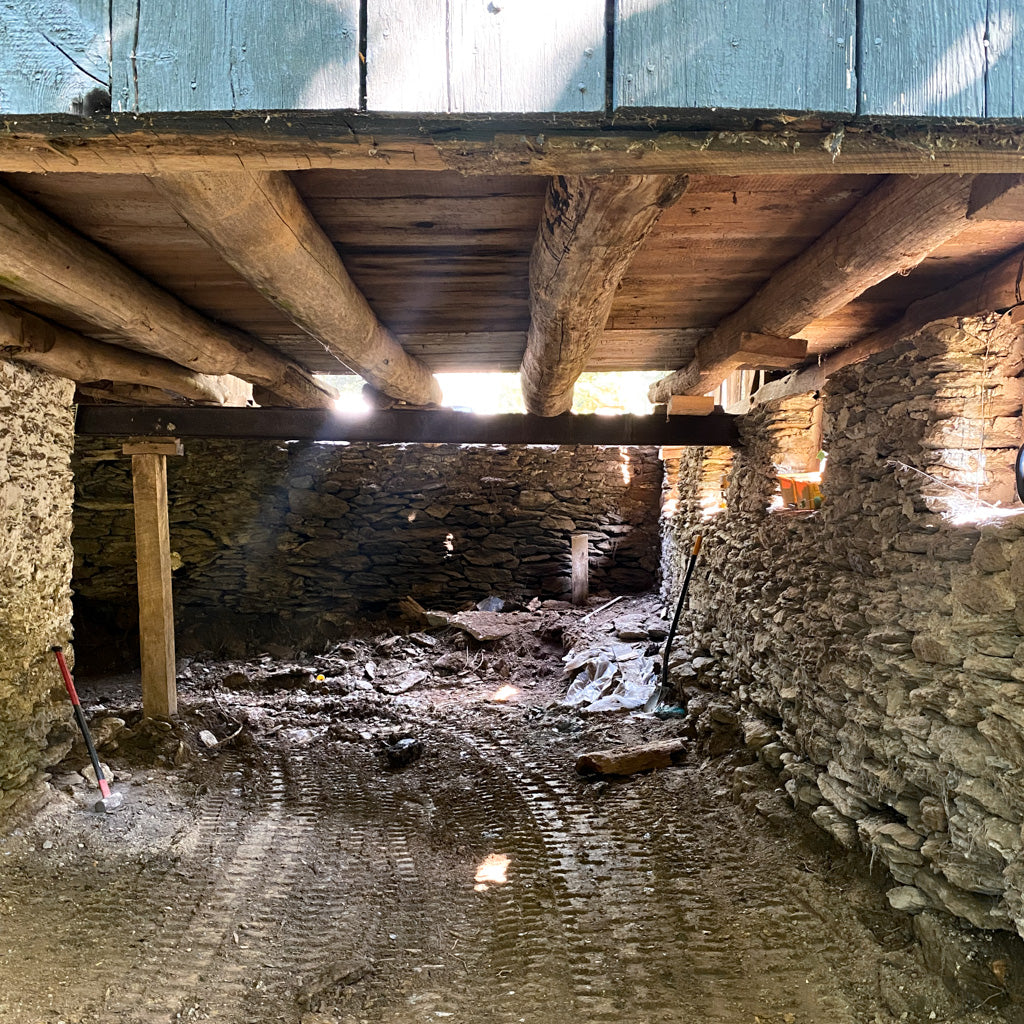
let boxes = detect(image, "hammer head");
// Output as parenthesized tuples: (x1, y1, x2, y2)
(94, 790, 124, 813)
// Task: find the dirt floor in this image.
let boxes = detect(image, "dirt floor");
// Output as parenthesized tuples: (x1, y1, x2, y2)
(0, 595, 1017, 1024)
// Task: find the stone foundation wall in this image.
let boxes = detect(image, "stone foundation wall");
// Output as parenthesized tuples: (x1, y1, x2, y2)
(663, 315, 1024, 935)
(73, 441, 661, 655)
(0, 360, 76, 816)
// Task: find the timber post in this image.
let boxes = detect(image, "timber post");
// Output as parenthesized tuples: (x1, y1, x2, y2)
(123, 437, 183, 718)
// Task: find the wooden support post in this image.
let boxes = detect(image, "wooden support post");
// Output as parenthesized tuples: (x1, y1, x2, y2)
(124, 437, 183, 718)
(571, 532, 589, 606)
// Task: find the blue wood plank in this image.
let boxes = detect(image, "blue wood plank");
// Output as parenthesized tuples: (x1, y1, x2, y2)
(986, 0, 1024, 116)
(112, 0, 359, 113)
(367, 0, 605, 113)
(0, 0, 109, 115)
(614, 0, 856, 113)
(859, 0, 987, 115)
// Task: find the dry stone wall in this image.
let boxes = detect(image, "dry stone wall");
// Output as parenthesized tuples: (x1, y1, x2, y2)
(73, 441, 661, 655)
(0, 360, 76, 816)
(663, 314, 1024, 936)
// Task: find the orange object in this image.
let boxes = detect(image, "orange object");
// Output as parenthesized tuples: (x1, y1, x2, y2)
(777, 473, 822, 510)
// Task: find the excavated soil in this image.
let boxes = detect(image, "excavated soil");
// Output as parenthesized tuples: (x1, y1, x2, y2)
(0, 595, 1014, 1024)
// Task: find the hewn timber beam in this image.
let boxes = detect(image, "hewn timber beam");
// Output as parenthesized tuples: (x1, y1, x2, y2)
(746, 244, 1024, 408)
(0, 302, 252, 406)
(649, 174, 979, 403)
(75, 407, 742, 447)
(520, 174, 688, 416)
(0, 181, 333, 408)
(151, 170, 441, 407)
(8, 118, 1024, 176)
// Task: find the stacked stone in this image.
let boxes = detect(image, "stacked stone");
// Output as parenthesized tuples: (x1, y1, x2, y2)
(0, 361, 76, 814)
(73, 441, 662, 650)
(662, 314, 1024, 936)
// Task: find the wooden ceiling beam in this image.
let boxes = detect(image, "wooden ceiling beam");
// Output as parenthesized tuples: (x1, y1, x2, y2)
(0, 302, 252, 406)
(151, 170, 442, 407)
(0, 181, 333, 407)
(7, 120, 1024, 176)
(520, 174, 688, 416)
(743, 244, 1024, 408)
(649, 174, 980, 403)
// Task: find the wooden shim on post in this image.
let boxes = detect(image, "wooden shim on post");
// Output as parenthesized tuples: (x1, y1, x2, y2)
(520, 174, 688, 416)
(571, 533, 589, 606)
(126, 440, 181, 718)
(666, 396, 716, 417)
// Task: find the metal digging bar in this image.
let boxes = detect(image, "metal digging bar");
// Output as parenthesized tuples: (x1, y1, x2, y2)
(644, 534, 702, 713)
(52, 646, 123, 813)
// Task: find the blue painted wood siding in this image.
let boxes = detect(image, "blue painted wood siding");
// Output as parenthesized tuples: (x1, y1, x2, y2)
(1, 1, 1021, 117)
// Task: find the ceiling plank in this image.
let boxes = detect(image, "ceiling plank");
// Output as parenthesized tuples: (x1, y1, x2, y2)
(151, 169, 442, 406)
(649, 174, 979, 402)
(0, 181, 332, 407)
(520, 174, 688, 416)
(0, 301, 252, 406)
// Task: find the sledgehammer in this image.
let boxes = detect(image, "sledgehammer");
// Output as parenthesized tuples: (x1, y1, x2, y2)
(51, 646, 123, 813)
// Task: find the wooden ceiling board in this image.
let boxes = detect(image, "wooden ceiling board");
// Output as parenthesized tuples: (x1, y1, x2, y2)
(1, 168, 1021, 379)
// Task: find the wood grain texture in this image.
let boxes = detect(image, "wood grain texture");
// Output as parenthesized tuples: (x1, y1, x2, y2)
(152, 169, 442, 405)
(614, 0, 856, 112)
(367, 0, 605, 113)
(649, 174, 977, 401)
(0, 300, 251, 405)
(0, 179, 332, 406)
(10, 121, 1024, 176)
(130, 451, 177, 719)
(0, 0, 109, 114)
(750, 244, 1024, 407)
(111, 0, 359, 113)
(967, 174, 1024, 219)
(986, 0, 1024, 116)
(521, 174, 688, 416)
(859, 0, 987, 115)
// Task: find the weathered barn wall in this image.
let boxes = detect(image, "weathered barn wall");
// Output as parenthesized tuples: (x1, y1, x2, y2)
(0, 360, 76, 815)
(72, 441, 661, 658)
(662, 313, 1024, 935)
(2, 0, 1016, 117)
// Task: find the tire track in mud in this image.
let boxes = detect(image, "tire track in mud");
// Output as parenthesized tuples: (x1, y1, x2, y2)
(470, 726, 860, 1023)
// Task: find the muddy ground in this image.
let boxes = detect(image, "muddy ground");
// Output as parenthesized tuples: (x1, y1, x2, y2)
(0, 594, 1018, 1024)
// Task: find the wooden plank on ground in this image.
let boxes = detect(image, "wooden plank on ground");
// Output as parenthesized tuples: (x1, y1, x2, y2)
(859, 0, 987, 116)
(128, 448, 179, 718)
(0, 0, 108, 114)
(111, 0, 359, 113)
(614, 0, 856, 112)
(571, 533, 589, 606)
(367, 0, 605, 112)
